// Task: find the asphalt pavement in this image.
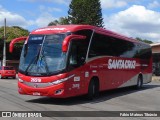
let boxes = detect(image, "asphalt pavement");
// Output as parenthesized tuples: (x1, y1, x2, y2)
(0, 77, 159, 120)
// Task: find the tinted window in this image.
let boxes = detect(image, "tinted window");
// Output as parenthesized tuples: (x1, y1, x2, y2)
(74, 29, 93, 44)
(119, 42, 136, 58)
(73, 30, 93, 53)
(135, 44, 152, 59)
(89, 33, 116, 57)
(89, 33, 136, 58)
(4, 67, 14, 70)
(68, 40, 88, 68)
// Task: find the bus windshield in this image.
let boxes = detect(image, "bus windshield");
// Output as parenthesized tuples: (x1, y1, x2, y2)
(19, 34, 66, 76)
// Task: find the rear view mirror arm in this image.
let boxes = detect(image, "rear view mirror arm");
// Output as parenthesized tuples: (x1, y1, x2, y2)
(9, 36, 28, 53)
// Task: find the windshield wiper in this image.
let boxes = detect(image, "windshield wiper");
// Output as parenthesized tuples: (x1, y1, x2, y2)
(24, 47, 41, 75)
(40, 49, 50, 75)
(24, 46, 50, 76)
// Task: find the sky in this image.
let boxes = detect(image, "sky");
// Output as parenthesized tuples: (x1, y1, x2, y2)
(0, 0, 160, 43)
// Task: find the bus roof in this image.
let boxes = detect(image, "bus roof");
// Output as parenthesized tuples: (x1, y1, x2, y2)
(31, 25, 95, 34)
(31, 25, 148, 45)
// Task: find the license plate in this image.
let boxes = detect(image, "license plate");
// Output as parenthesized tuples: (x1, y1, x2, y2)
(33, 92, 41, 96)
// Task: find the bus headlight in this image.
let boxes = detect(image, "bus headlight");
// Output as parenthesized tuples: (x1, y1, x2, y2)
(50, 74, 75, 85)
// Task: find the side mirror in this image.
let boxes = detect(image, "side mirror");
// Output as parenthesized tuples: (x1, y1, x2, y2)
(9, 36, 28, 53)
(62, 35, 86, 52)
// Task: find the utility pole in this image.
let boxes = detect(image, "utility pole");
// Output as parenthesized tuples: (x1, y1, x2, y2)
(2, 18, 6, 66)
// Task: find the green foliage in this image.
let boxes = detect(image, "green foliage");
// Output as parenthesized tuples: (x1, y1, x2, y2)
(48, 20, 59, 26)
(0, 26, 29, 43)
(48, 0, 104, 27)
(0, 26, 29, 60)
(59, 17, 69, 25)
(68, 0, 104, 27)
(48, 17, 69, 26)
(136, 37, 153, 44)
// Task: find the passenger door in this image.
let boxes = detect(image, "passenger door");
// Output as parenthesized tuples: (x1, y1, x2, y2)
(67, 40, 88, 95)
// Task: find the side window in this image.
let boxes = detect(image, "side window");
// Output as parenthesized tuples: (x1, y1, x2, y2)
(74, 29, 92, 44)
(89, 33, 115, 58)
(89, 33, 131, 58)
(0, 67, 2, 70)
(119, 41, 136, 58)
(69, 43, 78, 66)
(89, 32, 139, 58)
(68, 40, 87, 69)
(135, 44, 152, 59)
(74, 29, 92, 52)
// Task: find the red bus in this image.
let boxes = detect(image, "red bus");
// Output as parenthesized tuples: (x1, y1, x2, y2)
(10, 25, 152, 99)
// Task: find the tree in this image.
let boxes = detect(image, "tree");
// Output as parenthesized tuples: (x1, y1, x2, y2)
(0, 26, 29, 60)
(68, 0, 104, 27)
(48, 20, 59, 26)
(136, 37, 153, 44)
(59, 17, 69, 25)
(48, 17, 69, 26)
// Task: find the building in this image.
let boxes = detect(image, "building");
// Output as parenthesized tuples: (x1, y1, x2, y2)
(151, 43, 160, 75)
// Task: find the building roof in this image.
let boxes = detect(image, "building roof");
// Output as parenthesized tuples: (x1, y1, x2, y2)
(150, 43, 160, 47)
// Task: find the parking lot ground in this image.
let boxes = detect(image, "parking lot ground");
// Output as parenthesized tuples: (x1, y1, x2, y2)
(0, 77, 159, 120)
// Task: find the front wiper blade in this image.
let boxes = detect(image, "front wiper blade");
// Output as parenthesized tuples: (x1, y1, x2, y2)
(25, 48, 41, 75)
(40, 49, 50, 75)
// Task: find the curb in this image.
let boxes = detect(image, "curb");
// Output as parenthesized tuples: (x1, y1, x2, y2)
(152, 77, 160, 81)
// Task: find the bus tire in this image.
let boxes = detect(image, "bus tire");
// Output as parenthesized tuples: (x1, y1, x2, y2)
(136, 75, 143, 89)
(87, 79, 99, 100)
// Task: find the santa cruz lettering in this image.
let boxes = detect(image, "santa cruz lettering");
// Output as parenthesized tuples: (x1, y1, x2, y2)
(108, 59, 136, 69)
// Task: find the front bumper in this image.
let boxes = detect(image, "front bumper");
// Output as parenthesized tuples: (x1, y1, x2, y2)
(1, 74, 16, 77)
(18, 82, 68, 98)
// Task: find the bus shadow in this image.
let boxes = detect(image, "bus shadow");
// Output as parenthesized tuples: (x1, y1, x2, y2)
(1, 78, 17, 80)
(27, 83, 160, 105)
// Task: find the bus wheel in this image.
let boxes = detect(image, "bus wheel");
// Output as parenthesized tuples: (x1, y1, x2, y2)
(87, 79, 99, 100)
(136, 75, 143, 89)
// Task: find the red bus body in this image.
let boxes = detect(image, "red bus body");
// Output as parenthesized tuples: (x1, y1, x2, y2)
(10, 25, 152, 98)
